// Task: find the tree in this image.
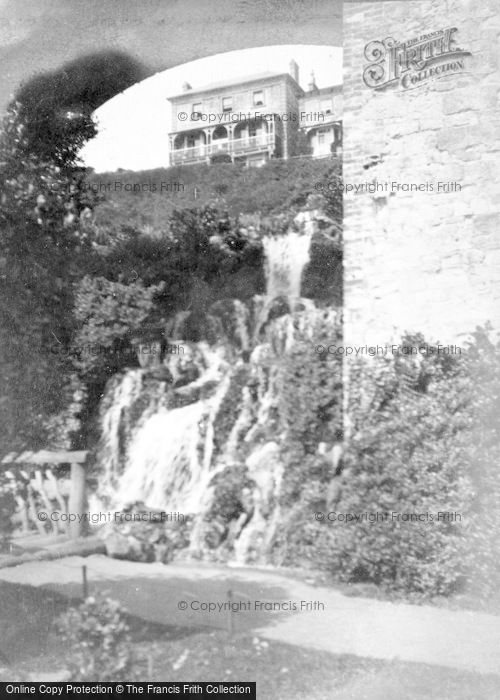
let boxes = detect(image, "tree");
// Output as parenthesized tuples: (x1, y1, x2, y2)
(0, 99, 97, 452)
(13, 51, 147, 165)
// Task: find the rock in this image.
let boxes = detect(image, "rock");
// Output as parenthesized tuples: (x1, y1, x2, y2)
(208, 299, 251, 350)
(102, 514, 191, 564)
(301, 230, 342, 304)
(154, 542, 174, 564)
(266, 296, 291, 323)
(168, 345, 202, 388)
(148, 365, 174, 383)
(202, 518, 227, 549)
(103, 531, 130, 560)
(104, 529, 155, 563)
(126, 536, 155, 563)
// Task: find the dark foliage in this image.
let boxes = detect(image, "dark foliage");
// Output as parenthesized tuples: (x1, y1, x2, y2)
(13, 51, 147, 164)
(308, 332, 500, 597)
(0, 104, 98, 451)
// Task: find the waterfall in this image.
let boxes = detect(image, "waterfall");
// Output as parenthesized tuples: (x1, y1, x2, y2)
(252, 230, 312, 340)
(98, 370, 153, 497)
(92, 216, 333, 565)
(116, 403, 206, 511)
(96, 343, 230, 513)
(114, 374, 230, 513)
(232, 299, 250, 352)
(263, 230, 312, 302)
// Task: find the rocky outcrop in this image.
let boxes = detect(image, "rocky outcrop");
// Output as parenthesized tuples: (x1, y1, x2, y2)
(102, 511, 190, 564)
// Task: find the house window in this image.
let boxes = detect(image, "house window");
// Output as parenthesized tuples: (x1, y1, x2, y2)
(320, 98, 333, 115)
(249, 125, 257, 138)
(222, 96, 233, 112)
(317, 132, 325, 145)
(187, 135, 196, 148)
(253, 90, 264, 106)
(192, 102, 202, 118)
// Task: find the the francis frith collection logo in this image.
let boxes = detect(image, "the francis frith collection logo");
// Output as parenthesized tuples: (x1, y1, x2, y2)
(363, 28, 471, 90)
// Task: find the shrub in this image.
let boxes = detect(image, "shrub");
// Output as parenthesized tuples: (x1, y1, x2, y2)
(55, 594, 141, 681)
(325, 331, 500, 597)
(205, 464, 253, 524)
(72, 276, 164, 383)
(459, 328, 500, 596)
(273, 309, 342, 452)
(87, 205, 264, 315)
(255, 310, 342, 563)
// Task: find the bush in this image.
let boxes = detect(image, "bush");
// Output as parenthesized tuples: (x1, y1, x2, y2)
(272, 309, 342, 452)
(55, 594, 141, 681)
(325, 332, 500, 597)
(206, 464, 253, 524)
(252, 310, 342, 564)
(72, 276, 164, 383)
(86, 205, 264, 316)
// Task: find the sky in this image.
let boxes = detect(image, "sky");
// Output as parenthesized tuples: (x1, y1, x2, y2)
(0, 0, 342, 115)
(81, 44, 343, 172)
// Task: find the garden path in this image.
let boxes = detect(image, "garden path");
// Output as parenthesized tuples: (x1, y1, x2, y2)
(0, 554, 499, 676)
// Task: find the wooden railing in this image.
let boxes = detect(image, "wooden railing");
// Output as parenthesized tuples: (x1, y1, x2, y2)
(170, 135, 275, 164)
(1, 450, 88, 540)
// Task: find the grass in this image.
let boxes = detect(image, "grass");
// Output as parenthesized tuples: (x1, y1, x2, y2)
(87, 157, 341, 230)
(1, 581, 500, 699)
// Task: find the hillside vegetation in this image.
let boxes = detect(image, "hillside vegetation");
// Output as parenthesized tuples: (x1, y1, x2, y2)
(88, 157, 341, 232)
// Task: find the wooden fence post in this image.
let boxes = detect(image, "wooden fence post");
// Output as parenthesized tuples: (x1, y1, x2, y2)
(227, 588, 234, 637)
(82, 565, 88, 598)
(68, 462, 86, 540)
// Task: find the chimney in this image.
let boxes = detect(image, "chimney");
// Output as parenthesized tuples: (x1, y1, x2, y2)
(182, 81, 192, 92)
(289, 59, 299, 85)
(308, 71, 318, 92)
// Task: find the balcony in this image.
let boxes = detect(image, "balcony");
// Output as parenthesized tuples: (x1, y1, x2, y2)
(170, 134, 275, 165)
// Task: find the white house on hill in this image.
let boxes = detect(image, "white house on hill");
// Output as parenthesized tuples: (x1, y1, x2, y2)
(167, 60, 342, 166)
(80, 47, 343, 172)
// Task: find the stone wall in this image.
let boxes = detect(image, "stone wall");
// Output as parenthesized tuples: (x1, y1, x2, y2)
(343, 0, 500, 347)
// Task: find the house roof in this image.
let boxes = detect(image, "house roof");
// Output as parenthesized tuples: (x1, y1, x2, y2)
(168, 71, 304, 100)
(303, 84, 343, 98)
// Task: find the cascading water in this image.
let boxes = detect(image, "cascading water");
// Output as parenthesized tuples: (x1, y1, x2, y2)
(96, 343, 229, 513)
(98, 369, 157, 497)
(263, 231, 312, 302)
(93, 221, 331, 563)
(253, 230, 313, 340)
(114, 374, 231, 512)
